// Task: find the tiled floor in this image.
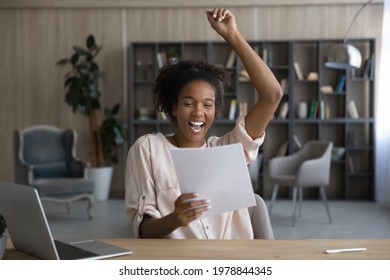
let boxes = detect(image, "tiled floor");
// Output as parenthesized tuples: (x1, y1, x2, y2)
(44, 199, 390, 240)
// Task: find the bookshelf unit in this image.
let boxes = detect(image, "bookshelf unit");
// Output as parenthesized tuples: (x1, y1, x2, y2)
(130, 39, 375, 200)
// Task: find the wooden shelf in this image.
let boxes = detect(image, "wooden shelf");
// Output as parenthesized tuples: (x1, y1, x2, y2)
(130, 38, 375, 200)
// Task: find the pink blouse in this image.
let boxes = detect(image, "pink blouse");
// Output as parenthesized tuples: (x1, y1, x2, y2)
(125, 116, 265, 239)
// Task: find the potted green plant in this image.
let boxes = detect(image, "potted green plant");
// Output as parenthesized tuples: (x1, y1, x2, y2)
(56, 34, 124, 200)
(0, 214, 7, 259)
(167, 47, 180, 64)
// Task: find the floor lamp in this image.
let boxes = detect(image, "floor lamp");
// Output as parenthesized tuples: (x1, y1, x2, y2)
(325, 0, 374, 69)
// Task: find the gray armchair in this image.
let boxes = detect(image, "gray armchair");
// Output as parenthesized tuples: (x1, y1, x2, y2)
(14, 125, 95, 219)
(268, 140, 333, 226)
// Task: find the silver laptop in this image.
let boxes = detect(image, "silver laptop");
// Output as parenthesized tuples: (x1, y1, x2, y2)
(0, 181, 132, 260)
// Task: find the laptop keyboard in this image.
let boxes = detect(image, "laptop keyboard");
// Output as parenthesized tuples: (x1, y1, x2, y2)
(54, 240, 99, 260)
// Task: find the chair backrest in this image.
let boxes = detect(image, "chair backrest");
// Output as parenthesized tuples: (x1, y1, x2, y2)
(16, 125, 77, 179)
(303, 141, 332, 159)
(296, 140, 333, 186)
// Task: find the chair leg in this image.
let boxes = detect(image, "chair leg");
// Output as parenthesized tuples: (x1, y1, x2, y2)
(319, 186, 332, 223)
(268, 184, 279, 216)
(292, 187, 298, 227)
(86, 195, 95, 220)
(298, 187, 303, 217)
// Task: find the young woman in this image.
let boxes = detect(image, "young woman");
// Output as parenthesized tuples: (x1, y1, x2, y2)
(125, 8, 283, 239)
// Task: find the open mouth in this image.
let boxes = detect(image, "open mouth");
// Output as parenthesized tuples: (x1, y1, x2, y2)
(189, 121, 205, 133)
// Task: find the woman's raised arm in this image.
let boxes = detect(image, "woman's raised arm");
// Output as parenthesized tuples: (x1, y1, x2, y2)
(205, 8, 283, 139)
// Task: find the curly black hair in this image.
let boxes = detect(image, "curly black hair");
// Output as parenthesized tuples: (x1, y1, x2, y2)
(153, 60, 226, 123)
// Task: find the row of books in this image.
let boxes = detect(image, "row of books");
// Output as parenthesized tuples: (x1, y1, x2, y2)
(275, 100, 330, 119)
(228, 99, 249, 120)
(146, 99, 354, 121)
(293, 62, 318, 81)
(275, 100, 325, 119)
(360, 54, 375, 79)
(308, 100, 327, 119)
(229, 98, 360, 120)
(239, 71, 289, 94)
(321, 60, 373, 94)
(308, 99, 360, 119)
(316, 75, 345, 94)
(227, 48, 276, 69)
(294, 54, 374, 83)
(308, 99, 359, 119)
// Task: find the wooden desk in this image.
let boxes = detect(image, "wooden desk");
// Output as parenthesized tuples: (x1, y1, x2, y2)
(5, 238, 390, 260)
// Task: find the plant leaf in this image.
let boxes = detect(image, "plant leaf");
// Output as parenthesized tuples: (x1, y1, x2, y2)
(65, 89, 81, 112)
(64, 76, 77, 87)
(71, 53, 79, 65)
(93, 46, 102, 57)
(56, 58, 70, 66)
(73, 46, 89, 56)
(114, 126, 124, 145)
(111, 103, 120, 115)
(87, 34, 95, 49)
(86, 54, 93, 62)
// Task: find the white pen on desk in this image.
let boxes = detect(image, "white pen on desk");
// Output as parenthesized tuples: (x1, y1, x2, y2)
(325, 248, 367, 254)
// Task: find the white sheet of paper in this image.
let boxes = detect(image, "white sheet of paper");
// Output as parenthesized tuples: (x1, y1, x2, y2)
(169, 143, 256, 218)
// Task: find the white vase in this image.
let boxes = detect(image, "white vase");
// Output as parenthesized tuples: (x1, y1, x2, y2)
(85, 166, 114, 201)
(0, 235, 6, 259)
(297, 102, 308, 119)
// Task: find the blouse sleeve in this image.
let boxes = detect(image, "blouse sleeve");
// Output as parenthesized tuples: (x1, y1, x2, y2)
(124, 136, 162, 238)
(207, 115, 265, 163)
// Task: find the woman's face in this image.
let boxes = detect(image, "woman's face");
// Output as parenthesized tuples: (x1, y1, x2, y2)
(173, 80, 216, 147)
